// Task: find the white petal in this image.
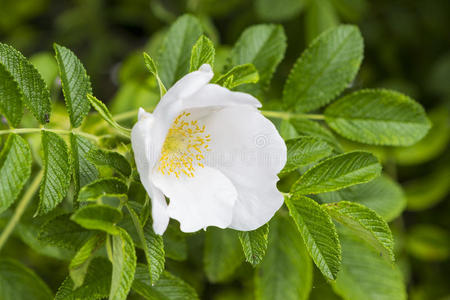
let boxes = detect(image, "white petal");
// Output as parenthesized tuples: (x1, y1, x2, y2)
(131, 111, 169, 234)
(202, 106, 287, 231)
(151, 166, 238, 233)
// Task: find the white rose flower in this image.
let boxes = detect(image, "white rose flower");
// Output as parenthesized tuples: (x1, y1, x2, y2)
(131, 64, 287, 235)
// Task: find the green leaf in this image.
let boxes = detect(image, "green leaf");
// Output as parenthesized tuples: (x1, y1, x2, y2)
(69, 234, 104, 288)
(305, 0, 339, 43)
(230, 24, 286, 93)
(0, 42, 51, 124)
(70, 133, 99, 198)
(291, 151, 381, 195)
(281, 136, 333, 174)
(286, 195, 341, 280)
(37, 131, 71, 215)
(283, 25, 363, 112)
(132, 265, 199, 300)
(0, 258, 53, 300)
(54, 44, 92, 128)
(333, 229, 406, 300)
(143, 53, 167, 96)
(0, 64, 22, 126)
(109, 228, 137, 300)
(0, 134, 32, 214)
(163, 222, 188, 261)
(77, 178, 128, 202)
(204, 228, 244, 283)
(158, 14, 203, 87)
(406, 224, 449, 261)
(318, 175, 406, 222)
(127, 205, 165, 284)
(238, 223, 269, 266)
(86, 94, 131, 137)
(214, 64, 259, 89)
(87, 148, 131, 177)
(324, 201, 394, 261)
(55, 257, 111, 300)
(325, 89, 431, 146)
(255, 0, 305, 21)
(190, 35, 215, 72)
(38, 214, 94, 250)
(71, 204, 123, 235)
(290, 118, 342, 151)
(255, 215, 312, 300)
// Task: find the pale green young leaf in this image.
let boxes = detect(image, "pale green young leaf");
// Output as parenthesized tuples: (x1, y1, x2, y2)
(290, 118, 342, 151)
(204, 228, 244, 283)
(190, 35, 215, 72)
(0, 134, 32, 214)
(37, 131, 71, 215)
(286, 195, 341, 280)
(333, 229, 406, 300)
(324, 201, 394, 261)
(71, 204, 123, 235)
(38, 214, 94, 250)
(281, 136, 333, 174)
(283, 25, 363, 112)
(77, 178, 128, 202)
(69, 234, 104, 288)
(158, 14, 203, 87)
(255, 215, 312, 300)
(318, 175, 406, 222)
(86, 94, 131, 137)
(55, 258, 111, 300)
(132, 265, 199, 300)
(230, 24, 286, 94)
(0, 64, 23, 127)
(255, 0, 305, 21)
(127, 205, 165, 284)
(0, 259, 53, 300)
(87, 148, 131, 177)
(238, 223, 269, 266)
(54, 44, 92, 128)
(143, 53, 167, 96)
(109, 228, 137, 300)
(291, 151, 381, 195)
(214, 64, 259, 89)
(325, 89, 431, 146)
(0, 42, 51, 124)
(70, 133, 99, 198)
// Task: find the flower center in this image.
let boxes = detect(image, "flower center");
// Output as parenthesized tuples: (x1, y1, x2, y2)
(158, 111, 211, 178)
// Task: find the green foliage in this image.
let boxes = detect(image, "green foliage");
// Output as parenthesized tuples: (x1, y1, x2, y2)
(0, 42, 51, 124)
(163, 223, 188, 261)
(286, 195, 341, 280)
(283, 25, 363, 112)
(204, 228, 244, 282)
(70, 133, 99, 197)
(214, 63, 259, 89)
(255, 0, 305, 21)
(325, 89, 431, 146)
(77, 178, 128, 202)
(0, 65, 22, 127)
(281, 136, 333, 174)
(109, 228, 137, 300)
(238, 223, 269, 266)
(54, 43, 92, 128)
(255, 215, 312, 300)
(290, 118, 342, 151)
(37, 130, 71, 215)
(143, 53, 167, 96)
(405, 225, 449, 261)
(190, 35, 215, 72)
(71, 204, 123, 235)
(0, 134, 32, 213)
(87, 148, 131, 177)
(230, 24, 286, 94)
(0, 258, 53, 300)
(305, 0, 339, 43)
(291, 151, 381, 195)
(132, 264, 199, 300)
(324, 201, 394, 261)
(158, 14, 203, 87)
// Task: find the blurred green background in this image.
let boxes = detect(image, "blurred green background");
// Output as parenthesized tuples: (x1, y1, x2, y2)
(0, 0, 449, 299)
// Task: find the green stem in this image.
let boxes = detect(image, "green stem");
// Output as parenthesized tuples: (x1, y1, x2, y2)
(0, 169, 44, 252)
(0, 128, 99, 142)
(260, 110, 325, 120)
